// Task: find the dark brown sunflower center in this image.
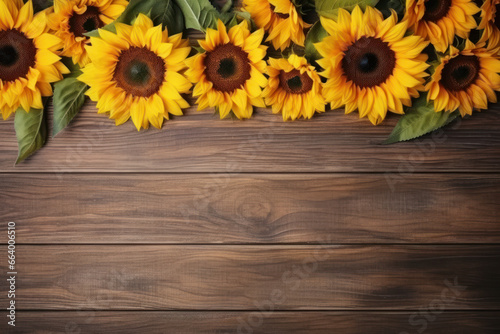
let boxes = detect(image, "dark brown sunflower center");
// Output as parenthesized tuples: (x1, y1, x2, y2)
(342, 36, 395, 88)
(279, 69, 313, 94)
(113, 47, 166, 97)
(0, 29, 36, 82)
(204, 43, 251, 92)
(495, 4, 500, 30)
(423, 0, 452, 22)
(441, 55, 480, 91)
(69, 6, 104, 37)
(270, 4, 290, 19)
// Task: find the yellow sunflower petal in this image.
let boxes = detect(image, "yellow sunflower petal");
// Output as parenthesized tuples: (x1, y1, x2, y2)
(316, 5, 428, 125)
(78, 12, 191, 130)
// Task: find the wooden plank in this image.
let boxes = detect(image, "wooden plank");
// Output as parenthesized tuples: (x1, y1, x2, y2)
(1, 311, 499, 333)
(1, 174, 499, 244)
(1, 245, 499, 310)
(0, 102, 499, 172)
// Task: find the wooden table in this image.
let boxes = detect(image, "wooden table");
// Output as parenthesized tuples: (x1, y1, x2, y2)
(0, 97, 499, 333)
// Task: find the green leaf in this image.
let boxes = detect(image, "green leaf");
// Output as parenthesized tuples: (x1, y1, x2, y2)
(223, 10, 254, 29)
(192, 45, 205, 53)
(315, 0, 379, 19)
(151, 0, 185, 34)
(222, 12, 239, 28)
(383, 95, 460, 144)
(86, 0, 184, 37)
(211, 0, 233, 13)
(52, 71, 88, 137)
(33, 0, 53, 12)
(375, 0, 405, 18)
(14, 107, 47, 164)
(175, 0, 220, 31)
(219, 10, 251, 28)
(304, 21, 328, 63)
(292, 0, 318, 23)
(61, 57, 81, 73)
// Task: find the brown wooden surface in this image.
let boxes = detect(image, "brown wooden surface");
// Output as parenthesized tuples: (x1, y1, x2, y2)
(1, 311, 499, 333)
(1, 25, 500, 334)
(1, 174, 499, 244)
(0, 245, 498, 310)
(1, 106, 500, 331)
(0, 102, 499, 172)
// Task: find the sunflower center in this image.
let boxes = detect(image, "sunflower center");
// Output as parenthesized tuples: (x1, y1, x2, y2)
(270, 4, 290, 19)
(358, 53, 378, 73)
(423, 0, 452, 22)
(0, 45, 17, 66)
(279, 69, 313, 94)
(288, 76, 302, 89)
(0, 30, 36, 82)
(441, 55, 480, 91)
(342, 36, 395, 88)
(69, 6, 104, 37)
(204, 43, 251, 92)
(127, 61, 152, 85)
(218, 58, 236, 78)
(113, 47, 166, 97)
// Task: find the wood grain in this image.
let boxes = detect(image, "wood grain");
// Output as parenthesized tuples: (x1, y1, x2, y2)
(0, 102, 499, 172)
(1, 174, 500, 244)
(2, 245, 499, 310)
(0, 3, 499, 331)
(2, 311, 499, 333)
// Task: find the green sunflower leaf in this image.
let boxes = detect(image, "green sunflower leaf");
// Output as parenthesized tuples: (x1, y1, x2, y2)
(85, 0, 184, 37)
(151, 0, 185, 34)
(383, 94, 460, 144)
(211, 0, 233, 13)
(52, 70, 88, 137)
(222, 11, 255, 30)
(175, 0, 220, 32)
(293, 0, 318, 23)
(304, 21, 328, 63)
(222, 12, 239, 28)
(375, 0, 405, 18)
(33, 0, 53, 12)
(61, 57, 81, 74)
(14, 107, 47, 164)
(315, 0, 380, 19)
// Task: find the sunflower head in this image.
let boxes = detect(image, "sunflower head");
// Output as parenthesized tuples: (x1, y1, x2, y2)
(0, 0, 68, 120)
(79, 14, 192, 130)
(403, 0, 480, 52)
(263, 54, 325, 121)
(185, 20, 268, 119)
(478, 0, 500, 49)
(426, 40, 500, 116)
(47, 0, 128, 66)
(316, 6, 430, 125)
(242, 0, 311, 50)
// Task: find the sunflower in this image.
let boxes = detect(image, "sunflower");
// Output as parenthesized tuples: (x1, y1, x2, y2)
(316, 6, 430, 125)
(425, 40, 500, 116)
(403, 0, 479, 52)
(185, 20, 267, 119)
(478, 0, 500, 49)
(263, 54, 325, 121)
(0, 0, 68, 120)
(47, 0, 128, 66)
(78, 14, 192, 130)
(242, 0, 311, 51)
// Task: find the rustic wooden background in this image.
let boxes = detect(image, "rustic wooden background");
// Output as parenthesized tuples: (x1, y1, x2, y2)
(1, 26, 500, 333)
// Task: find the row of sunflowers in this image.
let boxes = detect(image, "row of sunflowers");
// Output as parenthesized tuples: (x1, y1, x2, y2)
(1, 0, 499, 163)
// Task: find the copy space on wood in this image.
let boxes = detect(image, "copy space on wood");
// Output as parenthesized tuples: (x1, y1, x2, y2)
(1, 245, 498, 310)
